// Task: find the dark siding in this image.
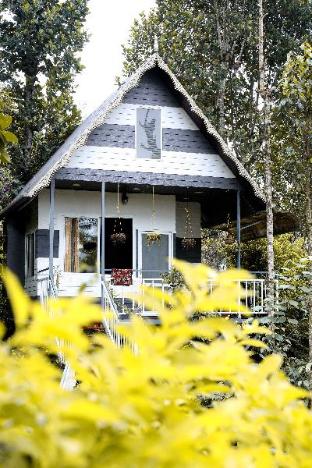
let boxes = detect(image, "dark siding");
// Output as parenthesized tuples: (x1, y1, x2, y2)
(6, 217, 25, 285)
(136, 229, 139, 276)
(163, 129, 215, 154)
(86, 124, 216, 155)
(56, 168, 239, 190)
(35, 230, 59, 258)
(86, 124, 135, 147)
(123, 71, 180, 107)
(176, 237, 201, 263)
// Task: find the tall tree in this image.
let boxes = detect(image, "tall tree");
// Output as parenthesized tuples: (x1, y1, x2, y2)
(258, 0, 275, 312)
(0, 0, 88, 189)
(279, 42, 312, 258)
(277, 42, 312, 375)
(122, 0, 311, 180)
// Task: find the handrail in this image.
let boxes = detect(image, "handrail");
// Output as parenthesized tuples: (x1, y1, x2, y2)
(38, 274, 76, 390)
(101, 275, 137, 351)
(101, 276, 120, 343)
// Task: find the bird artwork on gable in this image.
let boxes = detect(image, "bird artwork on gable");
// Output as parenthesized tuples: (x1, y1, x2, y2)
(138, 108, 161, 159)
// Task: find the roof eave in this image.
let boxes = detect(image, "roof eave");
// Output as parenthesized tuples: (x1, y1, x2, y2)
(2, 52, 265, 215)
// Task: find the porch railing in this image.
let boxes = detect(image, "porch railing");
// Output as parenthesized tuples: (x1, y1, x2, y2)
(38, 271, 76, 390)
(104, 270, 272, 316)
(206, 278, 269, 315)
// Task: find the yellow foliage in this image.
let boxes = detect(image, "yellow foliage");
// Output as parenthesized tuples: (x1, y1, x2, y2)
(0, 262, 312, 467)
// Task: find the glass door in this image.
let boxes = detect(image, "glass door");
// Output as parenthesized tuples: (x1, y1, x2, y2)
(139, 232, 172, 278)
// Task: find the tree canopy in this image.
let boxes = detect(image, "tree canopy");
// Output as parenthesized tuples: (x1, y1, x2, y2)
(0, 0, 88, 204)
(122, 0, 311, 177)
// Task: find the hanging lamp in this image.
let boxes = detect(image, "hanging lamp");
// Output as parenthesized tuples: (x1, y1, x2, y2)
(146, 186, 161, 247)
(182, 189, 196, 250)
(111, 183, 127, 245)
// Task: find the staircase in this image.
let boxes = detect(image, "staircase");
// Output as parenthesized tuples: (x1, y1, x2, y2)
(101, 277, 138, 350)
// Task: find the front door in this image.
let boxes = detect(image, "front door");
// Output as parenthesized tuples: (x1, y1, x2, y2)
(105, 218, 133, 270)
(140, 232, 172, 278)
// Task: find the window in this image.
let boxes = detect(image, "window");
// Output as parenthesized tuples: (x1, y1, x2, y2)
(25, 232, 35, 277)
(64, 218, 98, 273)
(136, 108, 161, 159)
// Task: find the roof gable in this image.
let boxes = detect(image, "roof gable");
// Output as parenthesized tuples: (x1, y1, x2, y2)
(2, 54, 265, 215)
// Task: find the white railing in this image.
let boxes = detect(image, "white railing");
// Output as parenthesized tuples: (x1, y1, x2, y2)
(38, 273, 76, 390)
(101, 276, 137, 351)
(206, 278, 278, 315)
(106, 272, 275, 316)
(207, 279, 264, 314)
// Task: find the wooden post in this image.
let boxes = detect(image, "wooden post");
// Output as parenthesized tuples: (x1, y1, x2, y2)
(236, 190, 241, 269)
(49, 178, 55, 292)
(100, 181, 106, 308)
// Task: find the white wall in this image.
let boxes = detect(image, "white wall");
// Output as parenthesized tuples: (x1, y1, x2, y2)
(36, 189, 176, 297)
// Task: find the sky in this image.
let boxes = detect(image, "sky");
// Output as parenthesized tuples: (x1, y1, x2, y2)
(75, 0, 156, 117)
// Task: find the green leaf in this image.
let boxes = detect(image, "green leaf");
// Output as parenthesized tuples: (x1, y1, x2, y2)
(0, 114, 12, 130)
(2, 130, 18, 144)
(0, 148, 11, 163)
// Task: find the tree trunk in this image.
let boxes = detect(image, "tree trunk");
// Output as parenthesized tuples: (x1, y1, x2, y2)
(306, 146, 312, 386)
(218, 70, 226, 134)
(213, 1, 228, 137)
(23, 74, 36, 163)
(258, 0, 275, 314)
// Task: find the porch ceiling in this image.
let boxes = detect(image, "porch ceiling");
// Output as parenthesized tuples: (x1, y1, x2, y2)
(54, 177, 264, 230)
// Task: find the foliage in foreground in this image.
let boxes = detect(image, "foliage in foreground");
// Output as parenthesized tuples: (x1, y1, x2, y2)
(1, 261, 312, 467)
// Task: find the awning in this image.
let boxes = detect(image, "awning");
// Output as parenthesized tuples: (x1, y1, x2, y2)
(214, 211, 299, 241)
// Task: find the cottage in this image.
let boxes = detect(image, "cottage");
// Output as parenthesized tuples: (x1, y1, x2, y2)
(2, 54, 266, 316)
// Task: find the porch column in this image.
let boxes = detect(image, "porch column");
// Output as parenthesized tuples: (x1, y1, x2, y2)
(100, 181, 106, 308)
(49, 178, 55, 291)
(236, 189, 241, 269)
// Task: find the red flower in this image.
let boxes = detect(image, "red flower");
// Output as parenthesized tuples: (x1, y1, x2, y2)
(111, 269, 133, 286)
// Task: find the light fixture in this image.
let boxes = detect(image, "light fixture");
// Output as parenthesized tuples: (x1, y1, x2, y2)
(110, 183, 127, 245)
(122, 192, 129, 205)
(72, 183, 80, 188)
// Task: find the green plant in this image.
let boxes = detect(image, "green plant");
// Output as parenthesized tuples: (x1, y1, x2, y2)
(1, 261, 312, 466)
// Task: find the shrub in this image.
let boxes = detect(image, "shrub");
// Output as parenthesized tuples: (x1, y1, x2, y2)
(0, 261, 312, 466)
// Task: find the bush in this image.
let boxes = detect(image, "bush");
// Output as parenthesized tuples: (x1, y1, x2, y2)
(0, 261, 312, 466)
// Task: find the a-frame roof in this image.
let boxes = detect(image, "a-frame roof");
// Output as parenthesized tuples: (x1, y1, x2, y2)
(2, 53, 265, 216)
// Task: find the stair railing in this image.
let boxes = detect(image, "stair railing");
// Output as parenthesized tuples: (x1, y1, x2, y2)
(101, 275, 137, 351)
(38, 271, 76, 390)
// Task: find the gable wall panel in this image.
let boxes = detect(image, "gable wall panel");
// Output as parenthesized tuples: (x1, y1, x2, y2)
(64, 73, 236, 180)
(66, 147, 235, 179)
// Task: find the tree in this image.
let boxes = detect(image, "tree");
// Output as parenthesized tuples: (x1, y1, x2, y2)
(0, 0, 88, 189)
(121, 0, 311, 175)
(277, 42, 312, 382)
(279, 42, 312, 258)
(0, 114, 17, 164)
(258, 0, 275, 313)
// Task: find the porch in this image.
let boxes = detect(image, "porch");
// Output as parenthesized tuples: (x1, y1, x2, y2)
(24, 171, 254, 295)
(29, 175, 269, 316)
(38, 267, 272, 317)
